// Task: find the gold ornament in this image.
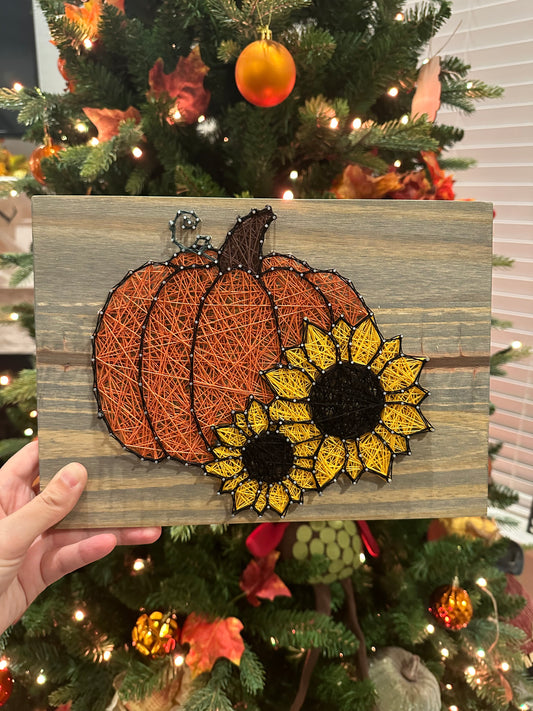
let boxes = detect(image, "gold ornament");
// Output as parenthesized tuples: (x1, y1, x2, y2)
(132, 611, 179, 658)
(429, 578, 473, 630)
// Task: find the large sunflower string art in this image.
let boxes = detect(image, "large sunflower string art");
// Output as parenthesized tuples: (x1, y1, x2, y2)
(202, 397, 323, 517)
(264, 316, 432, 486)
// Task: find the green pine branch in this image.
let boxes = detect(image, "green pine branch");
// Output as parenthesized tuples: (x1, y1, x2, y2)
(0, 252, 34, 286)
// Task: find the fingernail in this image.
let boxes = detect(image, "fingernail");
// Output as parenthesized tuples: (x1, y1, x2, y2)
(61, 464, 83, 488)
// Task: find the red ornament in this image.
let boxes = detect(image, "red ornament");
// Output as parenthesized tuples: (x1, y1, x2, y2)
(29, 143, 62, 185)
(0, 665, 13, 706)
(235, 30, 296, 107)
(429, 579, 473, 630)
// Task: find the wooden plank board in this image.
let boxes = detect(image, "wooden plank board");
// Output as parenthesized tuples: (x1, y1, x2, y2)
(33, 196, 493, 527)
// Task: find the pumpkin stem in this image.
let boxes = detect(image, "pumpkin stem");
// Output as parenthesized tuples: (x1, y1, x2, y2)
(401, 654, 421, 682)
(218, 206, 276, 274)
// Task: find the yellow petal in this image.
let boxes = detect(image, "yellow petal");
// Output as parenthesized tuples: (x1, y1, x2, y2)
(380, 356, 424, 391)
(254, 483, 268, 513)
(213, 445, 241, 460)
(215, 425, 247, 447)
(279, 422, 322, 446)
(294, 456, 315, 471)
(370, 336, 401, 374)
(269, 399, 312, 423)
(385, 384, 428, 405)
(234, 479, 260, 511)
(265, 367, 313, 399)
(304, 322, 337, 371)
(381, 403, 431, 436)
(314, 436, 344, 488)
(284, 347, 319, 378)
(289, 466, 318, 490)
(345, 440, 364, 482)
(234, 412, 253, 437)
(358, 433, 392, 478)
(284, 478, 303, 502)
(267, 483, 290, 515)
(349, 317, 382, 365)
(332, 318, 352, 362)
(246, 399, 269, 434)
(375, 423, 409, 454)
(221, 471, 249, 491)
(205, 457, 244, 479)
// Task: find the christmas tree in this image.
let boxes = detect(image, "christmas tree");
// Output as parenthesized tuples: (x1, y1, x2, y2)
(0, 1, 532, 710)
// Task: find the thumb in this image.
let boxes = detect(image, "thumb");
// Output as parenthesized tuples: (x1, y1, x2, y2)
(7, 462, 87, 559)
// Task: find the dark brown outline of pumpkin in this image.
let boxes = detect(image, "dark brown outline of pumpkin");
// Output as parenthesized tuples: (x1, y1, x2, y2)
(92, 206, 369, 464)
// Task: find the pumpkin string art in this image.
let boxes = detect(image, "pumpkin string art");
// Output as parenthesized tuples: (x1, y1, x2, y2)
(92, 206, 431, 517)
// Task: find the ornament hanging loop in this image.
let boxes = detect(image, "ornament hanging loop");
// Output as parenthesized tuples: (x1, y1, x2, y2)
(169, 209, 215, 259)
(258, 26, 272, 40)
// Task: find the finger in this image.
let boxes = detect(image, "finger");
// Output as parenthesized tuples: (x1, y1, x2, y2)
(5, 462, 87, 559)
(0, 439, 39, 486)
(43, 526, 162, 552)
(41, 533, 118, 587)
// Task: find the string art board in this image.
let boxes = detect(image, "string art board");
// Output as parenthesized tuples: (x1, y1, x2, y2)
(32, 196, 493, 528)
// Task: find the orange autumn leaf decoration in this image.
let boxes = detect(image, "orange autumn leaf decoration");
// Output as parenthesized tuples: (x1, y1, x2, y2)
(147, 47, 211, 124)
(240, 551, 292, 607)
(180, 613, 245, 678)
(64, 0, 124, 41)
(331, 164, 402, 199)
(83, 106, 141, 142)
(411, 56, 441, 122)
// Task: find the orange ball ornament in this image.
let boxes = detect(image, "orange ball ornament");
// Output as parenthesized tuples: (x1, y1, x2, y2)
(235, 30, 296, 107)
(429, 578, 473, 630)
(29, 143, 62, 185)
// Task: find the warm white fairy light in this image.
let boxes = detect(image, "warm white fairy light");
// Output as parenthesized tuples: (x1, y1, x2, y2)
(13, 82, 23, 92)
(395, 12, 405, 21)
(519, 704, 530, 710)
(29, 410, 38, 418)
(89, 137, 99, 146)
(441, 648, 449, 658)
(132, 146, 143, 158)
(223, 136, 229, 142)
(329, 117, 339, 129)
(197, 114, 206, 123)
(103, 650, 112, 661)
(9, 312, 19, 321)
(24, 428, 34, 437)
(282, 189, 294, 200)
(352, 117, 362, 129)
(466, 81, 473, 89)
(511, 340, 523, 349)
(174, 654, 185, 667)
(172, 109, 182, 121)
(465, 666, 476, 677)
(74, 609, 85, 622)
(0, 375, 10, 386)
(445, 684, 453, 690)
(9, 189, 18, 197)
(36, 672, 47, 685)
(476, 577, 487, 588)
(370, 646, 376, 652)
(0, 659, 7, 671)
(449, 706, 458, 711)
(289, 169, 298, 180)
(426, 623, 435, 634)
(393, 159, 401, 168)
(388, 87, 399, 97)
(501, 661, 510, 672)
(359, 552, 366, 563)
(476, 648, 486, 659)
(400, 114, 409, 124)
(83, 38, 93, 50)
(133, 558, 146, 572)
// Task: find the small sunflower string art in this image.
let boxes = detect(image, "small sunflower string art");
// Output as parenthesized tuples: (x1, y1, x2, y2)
(263, 317, 432, 487)
(202, 396, 321, 516)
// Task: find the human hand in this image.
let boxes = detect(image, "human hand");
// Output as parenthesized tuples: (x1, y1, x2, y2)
(0, 440, 161, 633)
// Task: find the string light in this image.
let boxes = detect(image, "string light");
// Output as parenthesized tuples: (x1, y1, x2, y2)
(132, 146, 143, 158)
(395, 12, 405, 21)
(449, 706, 458, 711)
(329, 117, 339, 129)
(519, 704, 530, 710)
(466, 81, 473, 89)
(24, 427, 34, 437)
(29, 410, 38, 418)
(12, 82, 23, 92)
(422, 57, 430, 64)
(426, 623, 435, 634)
(445, 684, 453, 690)
(476, 648, 485, 659)
(89, 137, 99, 146)
(103, 650, 112, 661)
(465, 666, 476, 677)
(75, 122, 88, 133)
(223, 136, 229, 142)
(0, 660, 7, 670)
(476, 577, 487, 588)
(74, 609, 85, 622)
(359, 552, 366, 563)
(282, 189, 294, 200)
(197, 114, 206, 123)
(9, 189, 18, 197)
(0, 375, 10, 386)
(400, 114, 409, 124)
(387, 87, 399, 97)
(36, 672, 47, 685)
(371, 646, 376, 652)
(132, 558, 146, 572)
(501, 661, 510, 672)
(83, 38, 93, 50)
(441, 648, 449, 658)
(171, 109, 182, 121)
(174, 654, 185, 667)
(511, 340, 523, 349)
(352, 117, 362, 129)
(393, 159, 401, 168)
(289, 170, 298, 180)
(9, 312, 19, 321)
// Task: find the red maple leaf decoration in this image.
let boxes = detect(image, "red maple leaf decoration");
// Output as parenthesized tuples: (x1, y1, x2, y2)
(181, 614, 245, 678)
(64, 0, 124, 40)
(82, 106, 141, 142)
(240, 551, 292, 607)
(147, 47, 211, 124)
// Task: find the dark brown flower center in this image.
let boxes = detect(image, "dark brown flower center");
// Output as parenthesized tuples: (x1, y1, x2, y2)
(309, 363, 385, 440)
(242, 432, 294, 484)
